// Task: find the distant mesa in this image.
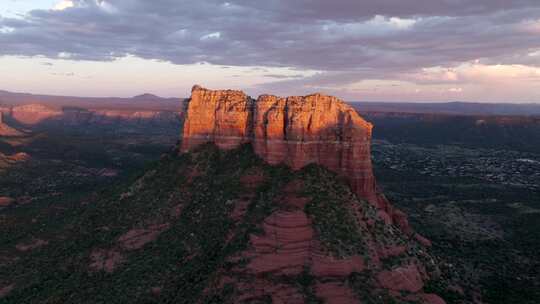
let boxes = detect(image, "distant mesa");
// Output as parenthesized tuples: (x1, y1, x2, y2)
(9, 104, 63, 125)
(0, 101, 182, 128)
(180, 85, 411, 234)
(132, 93, 163, 100)
(0, 89, 181, 111)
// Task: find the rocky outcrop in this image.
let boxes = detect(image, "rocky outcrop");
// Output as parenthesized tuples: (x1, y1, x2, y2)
(180, 86, 252, 151)
(179, 87, 441, 302)
(0, 152, 30, 172)
(0, 112, 23, 137)
(208, 175, 442, 303)
(181, 85, 404, 229)
(252, 93, 378, 204)
(377, 264, 424, 293)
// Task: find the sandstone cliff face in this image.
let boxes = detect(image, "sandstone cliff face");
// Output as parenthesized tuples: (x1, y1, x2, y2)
(181, 86, 403, 227)
(180, 86, 252, 150)
(252, 93, 378, 204)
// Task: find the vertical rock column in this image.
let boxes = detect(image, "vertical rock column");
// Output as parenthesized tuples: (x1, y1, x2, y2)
(181, 86, 380, 208)
(181, 85, 253, 151)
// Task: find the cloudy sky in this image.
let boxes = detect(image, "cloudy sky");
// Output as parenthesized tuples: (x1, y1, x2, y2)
(0, 0, 539, 102)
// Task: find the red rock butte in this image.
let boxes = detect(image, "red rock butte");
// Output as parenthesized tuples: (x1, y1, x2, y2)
(180, 85, 403, 228)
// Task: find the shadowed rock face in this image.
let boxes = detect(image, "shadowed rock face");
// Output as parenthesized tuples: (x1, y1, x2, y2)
(181, 85, 404, 227)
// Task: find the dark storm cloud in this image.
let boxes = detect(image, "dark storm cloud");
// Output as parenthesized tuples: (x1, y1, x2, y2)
(1, 0, 539, 79)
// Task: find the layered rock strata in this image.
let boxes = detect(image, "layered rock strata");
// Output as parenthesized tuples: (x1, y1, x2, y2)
(181, 85, 404, 228)
(209, 177, 444, 303)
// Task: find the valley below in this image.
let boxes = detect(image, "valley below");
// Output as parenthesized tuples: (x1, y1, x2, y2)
(371, 140, 540, 303)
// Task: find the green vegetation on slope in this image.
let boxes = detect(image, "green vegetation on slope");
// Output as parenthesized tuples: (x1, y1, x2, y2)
(0, 144, 296, 303)
(1, 143, 455, 303)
